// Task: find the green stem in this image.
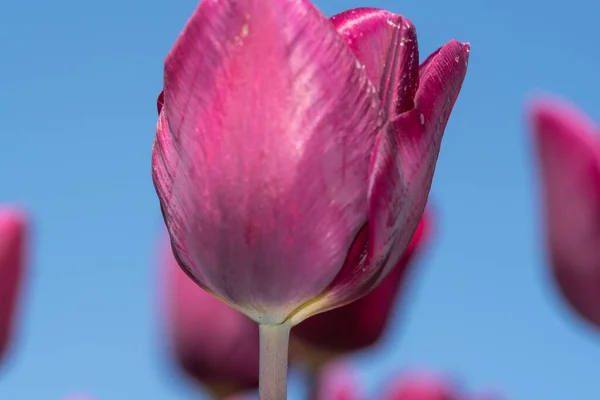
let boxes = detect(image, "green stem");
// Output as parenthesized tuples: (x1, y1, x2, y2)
(258, 323, 291, 400)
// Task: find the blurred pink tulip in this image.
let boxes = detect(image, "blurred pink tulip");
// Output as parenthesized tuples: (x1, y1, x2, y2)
(292, 210, 432, 353)
(530, 97, 600, 328)
(384, 374, 458, 400)
(152, 0, 469, 325)
(315, 361, 361, 400)
(386, 376, 501, 400)
(0, 207, 26, 364)
(315, 367, 496, 400)
(162, 239, 260, 396)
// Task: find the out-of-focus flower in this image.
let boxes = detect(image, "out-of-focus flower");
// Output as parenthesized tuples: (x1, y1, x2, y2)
(161, 239, 259, 397)
(152, 0, 469, 326)
(315, 361, 361, 400)
(0, 207, 26, 365)
(384, 374, 458, 400)
(530, 97, 600, 328)
(317, 367, 497, 400)
(292, 210, 431, 355)
(386, 376, 502, 400)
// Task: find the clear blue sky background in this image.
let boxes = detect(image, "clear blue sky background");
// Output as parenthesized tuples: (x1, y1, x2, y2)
(1, 0, 599, 398)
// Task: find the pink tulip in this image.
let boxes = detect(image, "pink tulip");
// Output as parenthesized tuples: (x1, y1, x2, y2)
(530, 97, 600, 328)
(292, 210, 431, 353)
(315, 367, 495, 400)
(0, 208, 26, 364)
(314, 361, 361, 400)
(161, 239, 260, 396)
(386, 375, 501, 400)
(152, 0, 469, 326)
(384, 374, 458, 400)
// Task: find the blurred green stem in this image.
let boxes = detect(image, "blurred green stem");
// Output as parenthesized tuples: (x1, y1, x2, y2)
(259, 323, 291, 400)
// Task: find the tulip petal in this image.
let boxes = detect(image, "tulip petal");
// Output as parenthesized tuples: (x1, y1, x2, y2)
(157, 91, 164, 114)
(163, 240, 259, 393)
(153, 0, 384, 322)
(370, 40, 469, 276)
(0, 208, 26, 362)
(331, 8, 419, 117)
(363, 40, 469, 300)
(418, 47, 441, 78)
(291, 41, 468, 322)
(530, 98, 600, 327)
(292, 211, 430, 352)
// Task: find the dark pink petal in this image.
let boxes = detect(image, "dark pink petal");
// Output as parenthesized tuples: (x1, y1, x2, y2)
(162, 239, 259, 394)
(385, 374, 459, 400)
(368, 40, 469, 282)
(418, 47, 441, 78)
(352, 40, 469, 307)
(292, 210, 431, 352)
(292, 41, 469, 321)
(0, 208, 26, 363)
(157, 91, 164, 114)
(530, 98, 600, 328)
(331, 8, 420, 117)
(152, 0, 384, 322)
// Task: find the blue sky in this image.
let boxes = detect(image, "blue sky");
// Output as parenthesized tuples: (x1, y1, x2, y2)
(1, 0, 599, 398)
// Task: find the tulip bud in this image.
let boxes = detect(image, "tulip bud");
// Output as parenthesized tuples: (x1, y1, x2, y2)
(152, 1, 469, 326)
(530, 97, 600, 328)
(0, 207, 27, 365)
(153, 2, 469, 398)
(161, 240, 260, 397)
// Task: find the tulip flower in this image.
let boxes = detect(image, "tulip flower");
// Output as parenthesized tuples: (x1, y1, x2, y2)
(152, 0, 469, 396)
(161, 240, 259, 398)
(530, 97, 600, 328)
(0, 207, 26, 366)
(292, 211, 431, 356)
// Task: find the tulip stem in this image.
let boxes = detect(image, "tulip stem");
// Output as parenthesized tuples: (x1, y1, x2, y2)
(259, 323, 291, 400)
